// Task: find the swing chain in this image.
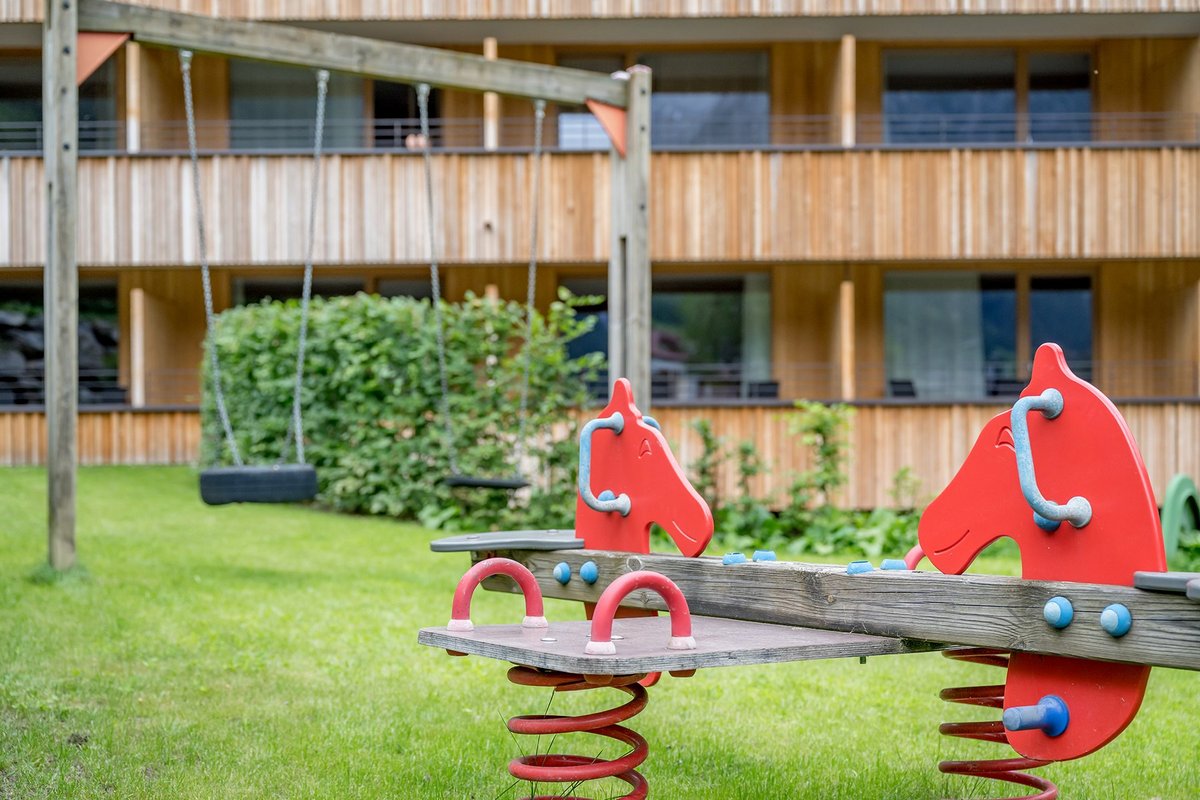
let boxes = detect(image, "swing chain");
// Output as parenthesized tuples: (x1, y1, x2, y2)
(417, 83, 460, 475)
(181, 50, 241, 466)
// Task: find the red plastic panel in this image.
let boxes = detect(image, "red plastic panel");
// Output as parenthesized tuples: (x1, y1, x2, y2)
(576, 379, 713, 557)
(919, 343, 1166, 761)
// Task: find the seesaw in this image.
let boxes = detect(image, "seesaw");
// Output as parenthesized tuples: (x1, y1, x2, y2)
(418, 344, 1200, 799)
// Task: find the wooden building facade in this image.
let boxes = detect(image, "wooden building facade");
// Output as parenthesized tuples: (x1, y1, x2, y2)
(1, 1, 1198, 507)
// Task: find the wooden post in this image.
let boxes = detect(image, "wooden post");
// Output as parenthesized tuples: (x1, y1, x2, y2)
(124, 40, 141, 152)
(44, 0, 79, 571)
(624, 65, 652, 406)
(839, 34, 856, 148)
(838, 277, 856, 400)
(482, 37, 498, 150)
(129, 288, 146, 407)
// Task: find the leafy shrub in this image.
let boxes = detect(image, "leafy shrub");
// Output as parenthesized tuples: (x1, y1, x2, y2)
(201, 290, 602, 530)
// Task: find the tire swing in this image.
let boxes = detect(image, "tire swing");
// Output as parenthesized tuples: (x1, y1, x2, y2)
(416, 83, 546, 491)
(180, 51, 328, 505)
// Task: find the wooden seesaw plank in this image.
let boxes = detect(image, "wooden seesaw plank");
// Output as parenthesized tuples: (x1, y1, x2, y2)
(478, 550, 1200, 672)
(418, 616, 939, 676)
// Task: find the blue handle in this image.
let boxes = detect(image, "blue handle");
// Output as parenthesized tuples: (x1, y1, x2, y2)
(1003, 695, 1070, 738)
(578, 413, 631, 516)
(1011, 388, 1092, 531)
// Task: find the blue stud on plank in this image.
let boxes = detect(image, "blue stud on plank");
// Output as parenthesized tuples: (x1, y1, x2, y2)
(579, 560, 599, 584)
(553, 562, 571, 585)
(1043, 596, 1074, 629)
(752, 550, 777, 562)
(722, 553, 748, 565)
(1100, 603, 1132, 637)
(847, 560, 874, 575)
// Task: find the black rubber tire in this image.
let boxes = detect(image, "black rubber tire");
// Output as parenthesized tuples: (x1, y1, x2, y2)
(444, 474, 529, 490)
(200, 464, 319, 505)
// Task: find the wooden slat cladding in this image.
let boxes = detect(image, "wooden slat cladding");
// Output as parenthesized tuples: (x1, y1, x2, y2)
(2, 148, 1197, 267)
(8, 0, 1200, 23)
(3, 403, 1197, 511)
(0, 409, 200, 466)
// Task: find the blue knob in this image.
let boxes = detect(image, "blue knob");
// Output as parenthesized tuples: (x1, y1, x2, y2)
(1100, 603, 1132, 637)
(598, 489, 616, 502)
(1043, 596, 1074, 629)
(752, 550, 777, 562)
(552, 562, 571, 585)
(579, 560, 599, 585)
(880, 559, 907, 570)
(722, 553, 747, 565)
(847, 560, 874, 575)
(1003, 695, 1069, 738)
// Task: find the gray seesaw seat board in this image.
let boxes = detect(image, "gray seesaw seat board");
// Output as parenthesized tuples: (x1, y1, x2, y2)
(429, 530, 584, 553)
(418, 615, 941, 675)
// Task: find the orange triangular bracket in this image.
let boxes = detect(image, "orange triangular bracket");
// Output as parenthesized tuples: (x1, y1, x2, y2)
(586, 99, 627, 158)
(77, 32, 130, 86)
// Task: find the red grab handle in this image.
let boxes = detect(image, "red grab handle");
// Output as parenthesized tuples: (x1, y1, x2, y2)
(449, 558, 547, 631)
(586, 571, 695, 655)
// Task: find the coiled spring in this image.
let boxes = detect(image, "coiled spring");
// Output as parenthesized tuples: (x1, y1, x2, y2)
(506, 666, 650, 800)
(939, 648, 1058, 800)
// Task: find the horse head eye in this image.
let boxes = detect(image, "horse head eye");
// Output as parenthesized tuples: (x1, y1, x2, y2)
(995, 426, 1015, 450)
(638, 438, 653, 458)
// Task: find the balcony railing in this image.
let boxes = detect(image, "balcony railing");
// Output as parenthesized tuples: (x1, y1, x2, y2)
(2, 111, 1197, 156)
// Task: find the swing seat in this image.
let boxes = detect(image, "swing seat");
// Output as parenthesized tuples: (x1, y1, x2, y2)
(444, 474, 529, 491)
(200, 464, 319, 505)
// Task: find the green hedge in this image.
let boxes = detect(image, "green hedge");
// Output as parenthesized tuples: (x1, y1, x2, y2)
(201, 290, 602, 530)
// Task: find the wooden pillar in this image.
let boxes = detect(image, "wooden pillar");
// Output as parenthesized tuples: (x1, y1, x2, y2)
(124, 41, 141, 152)
(129, 288, 146, 407)
(44, 0, 79, 570)
(839, 34, 856, 148)
(483, 37, 499, 151)
(607, 134, 627, 387)
(838, 277, 856, 400)
(624, 65, 652, 406)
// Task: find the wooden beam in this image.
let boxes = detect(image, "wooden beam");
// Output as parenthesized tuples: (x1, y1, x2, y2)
(838, 34, 856, 148)
(77, 0, 626, 108)
(482, 550, 1200, 673)
(838, 277, 856, 399)
(129, 288, 146, 407)
(624, 66, 652, 406)
(44, 0, 79, 571)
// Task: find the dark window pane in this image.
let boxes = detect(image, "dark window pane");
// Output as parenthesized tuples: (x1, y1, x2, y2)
(0, 54, 119, 152)
(376, 279, 431, 299)
(560, 274, 770, 400)
(1028, 53, 1091, 143)
(1030, 276, 1092, 379)
(640, 52, 769, 147)
(230, 61, 364, 150)
(371, 81, 432, 149)
(884, 51, 1016, 144)
(236, 278, 364, 305)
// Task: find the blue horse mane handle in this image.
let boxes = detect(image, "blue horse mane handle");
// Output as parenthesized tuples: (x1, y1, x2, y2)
(1011, 387, 1093, 532)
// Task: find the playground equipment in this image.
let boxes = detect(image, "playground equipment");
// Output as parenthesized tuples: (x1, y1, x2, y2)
(182, 51, 328, 506)
(420, 344, 1200, 798)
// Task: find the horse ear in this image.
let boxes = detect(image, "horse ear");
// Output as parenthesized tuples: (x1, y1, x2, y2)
(1028, 342, 1077, 391)
(608, 378, 641, 417)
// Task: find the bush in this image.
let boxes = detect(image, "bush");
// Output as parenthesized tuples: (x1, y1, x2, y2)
(201, 290, 602, 531)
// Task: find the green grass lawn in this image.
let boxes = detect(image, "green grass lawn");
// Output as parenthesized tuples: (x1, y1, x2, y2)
(1, 466, 1196, 799)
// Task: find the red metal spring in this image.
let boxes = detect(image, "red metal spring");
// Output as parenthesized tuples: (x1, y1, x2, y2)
(939, 648, 1058, 800)
(505, 666, 650, 800)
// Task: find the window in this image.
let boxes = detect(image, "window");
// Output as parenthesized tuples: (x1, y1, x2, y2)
(376, 279, 431, 299)
(642, 52, 769, 147)
(884, 51, 1016, 144)
(562, 273, 773, 400)
(884, 272, 1092, 399)
(1028, 53, 1091, 143)
(556, 56, 625, 151)
(883, 50, 1094, 145)
(1030, 276, 1092, 379)
(372, 81, 437, 149)
(230, 61, 364, 150)
(556, 52, 770, 150)
(0, 53, 119, 152)
(234, 277, 364, 305)
(0, 280, 122, 405)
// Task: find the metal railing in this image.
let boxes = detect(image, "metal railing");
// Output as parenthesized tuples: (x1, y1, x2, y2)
(3, 111, 1197, 156)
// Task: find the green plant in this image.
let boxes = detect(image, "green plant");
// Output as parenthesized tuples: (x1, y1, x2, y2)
(689, 418, 724, 508)
(200, 289, 603, 530)
(888, 466, 923, 511)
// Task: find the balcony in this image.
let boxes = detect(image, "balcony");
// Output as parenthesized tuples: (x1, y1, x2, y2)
(2, 111, 1198, 155)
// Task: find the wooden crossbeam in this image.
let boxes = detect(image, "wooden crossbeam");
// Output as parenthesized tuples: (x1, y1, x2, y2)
(481, 549, 1200, 672)
(77, 0, 627, 108)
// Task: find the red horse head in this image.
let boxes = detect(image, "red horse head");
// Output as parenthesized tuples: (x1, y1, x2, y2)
(575, 379, 713, 556)
(919, 343, 1166, 762)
